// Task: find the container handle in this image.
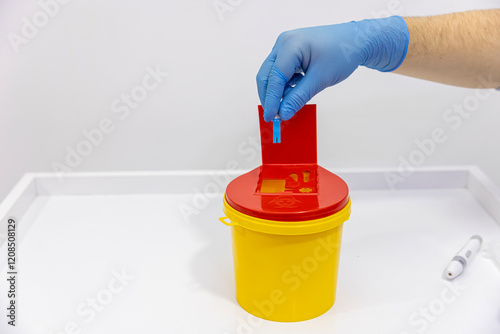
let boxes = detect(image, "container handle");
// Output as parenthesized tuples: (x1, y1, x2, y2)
(219, 216, 237, 226)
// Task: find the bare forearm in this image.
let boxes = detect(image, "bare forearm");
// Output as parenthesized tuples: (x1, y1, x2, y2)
(394, 10, 500, 88)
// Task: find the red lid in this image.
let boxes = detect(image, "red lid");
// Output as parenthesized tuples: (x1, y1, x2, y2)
(225, 105, 349, 222)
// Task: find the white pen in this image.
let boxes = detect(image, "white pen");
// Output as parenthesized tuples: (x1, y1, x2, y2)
(444, 235, 482, 280)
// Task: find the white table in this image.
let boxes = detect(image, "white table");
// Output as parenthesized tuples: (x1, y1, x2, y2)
(1, 166, 499, 333)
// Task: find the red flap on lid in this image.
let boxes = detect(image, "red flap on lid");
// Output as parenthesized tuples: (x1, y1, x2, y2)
(260, 105, 317, 165)
(225, 105, 349, 221)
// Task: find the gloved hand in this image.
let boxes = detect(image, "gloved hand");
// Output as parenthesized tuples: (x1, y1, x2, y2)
(257, 16, 409, 122)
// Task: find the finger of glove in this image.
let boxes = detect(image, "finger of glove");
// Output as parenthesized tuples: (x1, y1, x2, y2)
(279, 70, 323, 121)
(256, 52, 276, 107)
(263, 54, 301, 122)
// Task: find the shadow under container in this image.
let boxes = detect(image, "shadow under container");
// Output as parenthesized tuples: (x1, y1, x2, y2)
(220, 105, 351, 322)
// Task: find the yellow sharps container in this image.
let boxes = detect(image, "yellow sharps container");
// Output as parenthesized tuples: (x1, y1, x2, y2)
(220, 105, 351, 322)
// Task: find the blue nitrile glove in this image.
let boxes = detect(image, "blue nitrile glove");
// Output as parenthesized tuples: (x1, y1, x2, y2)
(257, 16, 409, 122)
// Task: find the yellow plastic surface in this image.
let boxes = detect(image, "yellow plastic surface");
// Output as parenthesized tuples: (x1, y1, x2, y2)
(222, 196, 351, 236)
(221, 198, 350, 322)
(260, 179, 287, 193)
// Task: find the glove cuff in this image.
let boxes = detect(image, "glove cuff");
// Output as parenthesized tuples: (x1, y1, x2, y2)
(359, 16, 410, 72)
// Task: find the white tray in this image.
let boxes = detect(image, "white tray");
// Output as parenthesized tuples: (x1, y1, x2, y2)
(1, 166, 500, 334)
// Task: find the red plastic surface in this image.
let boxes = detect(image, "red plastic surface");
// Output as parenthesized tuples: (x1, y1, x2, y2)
(259, 105, 317, 165)
(225, 105, 349, 221)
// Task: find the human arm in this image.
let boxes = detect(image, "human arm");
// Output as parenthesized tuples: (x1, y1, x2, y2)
(256, 9, 500, 122)
(394, 10, 500, 88)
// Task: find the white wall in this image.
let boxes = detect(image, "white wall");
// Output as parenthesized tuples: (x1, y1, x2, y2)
(1, 0, 499, 200)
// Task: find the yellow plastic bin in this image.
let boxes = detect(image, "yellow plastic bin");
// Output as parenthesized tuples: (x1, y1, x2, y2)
(221, 195, 350, 322)
(220, 105, 351, 322)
